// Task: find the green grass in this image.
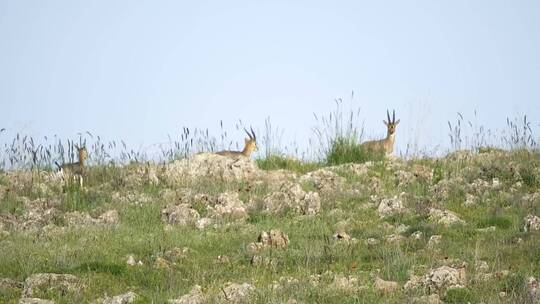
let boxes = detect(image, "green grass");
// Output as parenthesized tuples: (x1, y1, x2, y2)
(325, 137, 385, 165)
(0, 149, 539, 303)
(256, 154, 321, 174)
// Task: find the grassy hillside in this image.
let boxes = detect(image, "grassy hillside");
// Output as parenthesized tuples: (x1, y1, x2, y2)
(1, 148, 539, 303)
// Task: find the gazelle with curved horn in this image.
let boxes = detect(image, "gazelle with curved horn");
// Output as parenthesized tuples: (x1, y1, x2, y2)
(360, 110, 400, 156)
(216, 127, 258, 158)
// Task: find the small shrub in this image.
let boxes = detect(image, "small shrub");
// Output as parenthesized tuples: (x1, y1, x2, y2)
(476, 216, 513, 230)
(499, 273, 527, 298)
(256, 154, 320, 173)
(325, 137, 384, 165)
(74, 262, 126, 276)
(432, 161, 444, 185)
(442, 287, 475, 303)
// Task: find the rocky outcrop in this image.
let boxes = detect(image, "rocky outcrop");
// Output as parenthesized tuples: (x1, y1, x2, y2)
(377, 196, 405, 218)
(428, 208, 465, 226)
(161, 204, 200, 226)
(524, 214, 540, 232)
(404, 265, 466, 293)
(248, 229, 289, 252)
(217, 282, 255, 303)
(168, 285, 205, 304)
(163, 153, 260, 183)
(93, 291, 138, 304)
(22, 273, 83, 298)
(64, 210, 119, 227)
(262, 182, 320, 215)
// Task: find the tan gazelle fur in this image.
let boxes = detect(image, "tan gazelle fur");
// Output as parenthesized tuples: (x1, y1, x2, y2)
(361, 110, 400, 156)
(55, 146, 88, 186)
(216, 127, 258, 158)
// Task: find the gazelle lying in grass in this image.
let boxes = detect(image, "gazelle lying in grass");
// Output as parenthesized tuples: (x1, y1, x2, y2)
(361, 110, 400, 156)
(55, 146, 88, 186)
(216, 127, 258, 158)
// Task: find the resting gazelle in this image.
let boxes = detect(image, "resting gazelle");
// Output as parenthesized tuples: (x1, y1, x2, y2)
(216, 127, 258, 158)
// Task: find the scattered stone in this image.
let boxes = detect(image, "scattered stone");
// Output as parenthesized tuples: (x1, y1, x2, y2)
(210, 192, 248, 222)
(0, 277, 22, 290)
(168, 285, 205, 304)
(268, 276, 300, 291)
(21, 199, 60, 230)
(395, 224, 409, 234)
(333, 232, 352, 243)
(386, 234, 405, 243)
(195, 217, 214, 230)
(411, 294, 441, 304)
(404, 265, 466, 293)
(93, 291, 138, 304)
(476, 270, 510, 282)
(218, 282, 255, 303)
(299, 169, 345, 196)
(154, 257, 171, 269)
(251, 255, 277, 268)
(19, 299, 55, 304)
(524, 214, 540, 232)
(365, 238, 380, 246)
(475, 260, 489, 273)
(216, 255, 230, 264)
(464, 193, 476, 206)
(262, 182, 321, 215)
(374, 277, 399, 294)
(328, 275, 359, 292)
(477, 226, 496, 233)
(410, 231, 423, 240)
(492, 178, 502, 190)
(22, 273, 83, 298)
(163, 153, 260, 183)
(428, 208, 465, 226)
(64, 210, 119, 227)
(378, 196, 405, 218)
(161, 204, 200, 226)
(126, 255, 137, 266)
(247, 229, 289, 252)
(164, 247, 189, 262)
(526, 276, 540, 303)
(427, 235, 442, 248)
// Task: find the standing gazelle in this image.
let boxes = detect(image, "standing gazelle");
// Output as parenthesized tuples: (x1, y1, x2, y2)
(361, 110, 400, 156)
(55, 146, 88, 186)
(216, 127, 258, 158)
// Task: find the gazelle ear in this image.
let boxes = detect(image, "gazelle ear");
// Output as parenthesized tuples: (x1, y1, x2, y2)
(383, 120, 388, 126)
(395, 119, 400, 125)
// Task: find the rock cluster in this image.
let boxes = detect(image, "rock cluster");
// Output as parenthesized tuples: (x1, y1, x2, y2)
(163, 153, 260, 183)
(262, 182, 320, 215)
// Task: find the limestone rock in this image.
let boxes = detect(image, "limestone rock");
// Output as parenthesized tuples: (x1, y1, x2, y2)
(22, 273, 83, 298)
(168, 285, 205, 304)
(524, 214, 540, 232)
(161, 203, 200, 226)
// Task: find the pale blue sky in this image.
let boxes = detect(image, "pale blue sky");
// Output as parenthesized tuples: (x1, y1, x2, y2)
(1, 1, 539, 157)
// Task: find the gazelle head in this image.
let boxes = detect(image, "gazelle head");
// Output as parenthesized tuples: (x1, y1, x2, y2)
(243, 127, 258, 155)
(76, 146, 88, 163)
(383, 110, 400, 136)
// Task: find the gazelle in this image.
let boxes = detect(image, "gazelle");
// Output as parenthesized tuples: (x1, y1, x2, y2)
(361, 110, 400, 156)
(55, 146, 88, 186)
(216, 127, 258, 158)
